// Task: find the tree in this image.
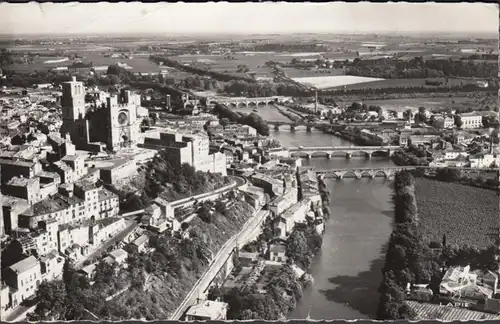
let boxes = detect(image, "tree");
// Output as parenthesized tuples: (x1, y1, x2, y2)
(286, 231, 311, 270)
(29, 280, 66, 320)
(454, 115, 463, 129)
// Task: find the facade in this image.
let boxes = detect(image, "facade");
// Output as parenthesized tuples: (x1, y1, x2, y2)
(2, 256, 42, 307)
(142, 132, 227, 175)
(459, 113, 483, 129)
(269, 243, 287, 263)
(268, 188, 298, 217)
(469, 153, 500, 168)
(59, 77, 145, 152)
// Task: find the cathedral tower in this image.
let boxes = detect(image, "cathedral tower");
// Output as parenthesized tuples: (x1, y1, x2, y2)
(60, 77, 89, 148)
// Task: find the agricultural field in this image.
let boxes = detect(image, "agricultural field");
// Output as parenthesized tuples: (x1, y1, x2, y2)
(171, 53, 277, 79)
(325, 77, 469, 90)
(291, 75, 385, 89)
(362, 96, 493, 112)
(414, 177, 499, 249)
(281, 67, 345, 78)
(405, 301, 498, 321)
(2, 51, 168, 74)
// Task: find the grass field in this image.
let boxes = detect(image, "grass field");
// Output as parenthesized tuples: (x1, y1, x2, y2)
(414, 177, 499, 248)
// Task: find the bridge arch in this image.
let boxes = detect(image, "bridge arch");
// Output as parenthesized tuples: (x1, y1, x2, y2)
(360, 171, 374, 178)
(341, 171, 359, 179)
(373, 170, 388, 178)
(310, 151, 330, 158)
(371, 150, 391, 157)
(257, 101, 267, 106)
(237, 102, 246, 108)
(247, 101, 257, 107)
(290, 152, 310, 158)
(267, 100, 276, 105)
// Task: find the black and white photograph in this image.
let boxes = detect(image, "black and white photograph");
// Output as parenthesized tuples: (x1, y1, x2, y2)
(0, 2, 499, 322)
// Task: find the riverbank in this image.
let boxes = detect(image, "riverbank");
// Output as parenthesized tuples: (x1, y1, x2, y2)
(377, 170, 499, 321)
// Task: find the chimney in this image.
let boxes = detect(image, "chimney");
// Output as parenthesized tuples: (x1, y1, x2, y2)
(72, 76, 76, 82)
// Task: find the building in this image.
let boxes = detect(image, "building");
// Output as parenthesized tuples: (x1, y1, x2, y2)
(469, 153, 500, 168)
(59, 77, 146, 152)
(141, 132, 227, 175)
(2, 256, 42, 307)
(269, 243, 287, 263)
(439, 265, 498, 301)
(444, 117, 455, 129)
(268, 189, 298, 217)
(108, 248, 128, 266)
(250, 172, 284, 197)
(129, 234, 149, 253)
(185, 300, 228, 321)
(459, 112, 483, 129)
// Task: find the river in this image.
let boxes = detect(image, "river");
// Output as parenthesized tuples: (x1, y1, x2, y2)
(271, 129, 395, 320)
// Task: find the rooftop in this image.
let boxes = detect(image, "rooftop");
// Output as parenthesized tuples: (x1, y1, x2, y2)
(269, 243, 286, 253)
(186, 300, 228, 319)
(9, 256, 39, 274)
(109, 248, 128, 260)
(21, 193, 83, 217)
(7, 176, 38, 187)
(132, 234, 149, 247)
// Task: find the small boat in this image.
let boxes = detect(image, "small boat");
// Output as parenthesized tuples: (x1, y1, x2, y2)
(253, 108, 258, 112)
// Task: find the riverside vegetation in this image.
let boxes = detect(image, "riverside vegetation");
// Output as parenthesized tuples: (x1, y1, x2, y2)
(376, 171, 499, 320)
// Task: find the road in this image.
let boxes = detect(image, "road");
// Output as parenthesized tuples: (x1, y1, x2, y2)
(75, 220, 139, 270)
(4, 301, 36, 322)
(170, 208, 269, 320)
(171, 176, 246, 209)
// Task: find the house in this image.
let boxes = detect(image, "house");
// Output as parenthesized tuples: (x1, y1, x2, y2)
(108, 248, 128, 266)
(79, 263, 97, 281)
(238, 252, 259, 267)
(185, 300, 229, 321)
(439, 265, 498, 301)
(2, 256, 41, 307)
(269, 243, 287, 263)
(129, 234, 149, 253)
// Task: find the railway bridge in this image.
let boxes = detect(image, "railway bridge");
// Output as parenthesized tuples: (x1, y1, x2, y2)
(288, 145, 400, 159)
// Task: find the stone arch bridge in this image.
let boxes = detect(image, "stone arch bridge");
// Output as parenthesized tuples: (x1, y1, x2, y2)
(211, 96, 293, 108)
(316, 166, 500, 180)
(288, 145, 400, 159)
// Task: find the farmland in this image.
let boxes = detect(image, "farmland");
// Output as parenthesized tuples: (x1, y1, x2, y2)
(414, 177, 499, 249)
(405, 301, 499, 321)
(325, 77, 471, 90)
(281, 67, 345, 78)
(291, 75, 385, 89)
(360, 95, 495, 112)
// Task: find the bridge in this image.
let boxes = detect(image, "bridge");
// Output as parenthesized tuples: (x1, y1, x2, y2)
(211, 96, 293, 107)
(267, 120, 391, 131)
(288, 145, 400, 159)
(316, 166, 500, 180)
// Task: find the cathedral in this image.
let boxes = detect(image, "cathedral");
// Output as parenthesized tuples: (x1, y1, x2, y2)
(60, 77, 147, 152)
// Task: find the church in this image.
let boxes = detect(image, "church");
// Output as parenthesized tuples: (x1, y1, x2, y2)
(60, 77, 148, 152)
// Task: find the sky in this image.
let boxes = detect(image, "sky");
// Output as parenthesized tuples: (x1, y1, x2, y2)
(0, 2, 498, 36)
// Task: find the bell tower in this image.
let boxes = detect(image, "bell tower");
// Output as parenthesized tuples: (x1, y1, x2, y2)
(60, 76, 89, 148)
(61, 76, 86, 121)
